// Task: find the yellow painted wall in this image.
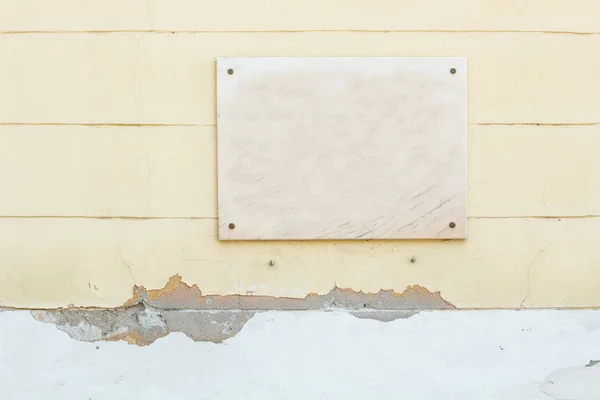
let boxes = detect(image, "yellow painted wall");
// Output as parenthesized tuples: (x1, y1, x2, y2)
(1, 1, 599, 308)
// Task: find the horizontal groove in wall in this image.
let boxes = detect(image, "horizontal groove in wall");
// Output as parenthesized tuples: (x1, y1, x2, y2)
(0, 216, 598, 220)
(2, 0, 599, 37)
(0, 123, 211, 127)
(0, 216, 217, 220)
(1, 123, 598, 128)
(477, 122, 600, 127)
(1, 29, 599, 35)
(468, 215, 600, 220)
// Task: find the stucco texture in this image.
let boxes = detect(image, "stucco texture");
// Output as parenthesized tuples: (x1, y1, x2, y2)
(1, 1, 599, 308)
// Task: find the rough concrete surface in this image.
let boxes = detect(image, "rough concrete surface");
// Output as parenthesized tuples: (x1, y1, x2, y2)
(32, 275, 453, 345)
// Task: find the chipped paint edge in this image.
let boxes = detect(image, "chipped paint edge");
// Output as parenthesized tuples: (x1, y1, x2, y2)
(28, 275, 454, 346)
(124, 275, 456, 310)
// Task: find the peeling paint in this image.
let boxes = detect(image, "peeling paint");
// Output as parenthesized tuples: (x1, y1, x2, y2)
(33, 305, 255, 346)
(33, 275, 454, 346)
(125, 275, 456, 310)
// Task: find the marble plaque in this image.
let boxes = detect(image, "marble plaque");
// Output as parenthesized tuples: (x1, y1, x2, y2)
(217, 57, 466, 240)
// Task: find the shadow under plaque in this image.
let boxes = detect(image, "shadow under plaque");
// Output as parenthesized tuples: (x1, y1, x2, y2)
(216, 57, 466, 240)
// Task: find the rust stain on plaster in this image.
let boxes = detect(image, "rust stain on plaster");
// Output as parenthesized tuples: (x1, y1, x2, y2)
(34, 275, 455, 347)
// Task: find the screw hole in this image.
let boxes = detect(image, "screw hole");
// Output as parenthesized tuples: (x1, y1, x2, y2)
(227, 69, 234, 75)
(449, 222, 456, 228)
(450, 68, 456, 74)
(228, 223, 235, 229)
(410, 256, 416, 263)
(268, 260, 275, 267)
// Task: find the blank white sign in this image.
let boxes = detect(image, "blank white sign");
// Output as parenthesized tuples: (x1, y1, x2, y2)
(217, 57, 466, 240)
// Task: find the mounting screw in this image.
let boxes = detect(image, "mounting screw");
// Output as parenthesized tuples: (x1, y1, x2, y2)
(410, 256, 416, 263)
(228, 223, 235, 229)
(268, 260, 275, 267)
(449, 222, 456, 228)
(450, 68, 456, 74)
(227, 68, 234, 75)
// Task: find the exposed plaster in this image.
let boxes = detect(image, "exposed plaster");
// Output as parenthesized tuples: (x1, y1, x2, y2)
(33, 306, 255, 346)
(32, 275, 454, 346)
(124, 274, 456, 311)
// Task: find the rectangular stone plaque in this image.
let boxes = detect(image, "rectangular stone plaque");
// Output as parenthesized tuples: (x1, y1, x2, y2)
(217, 57, 466, 240)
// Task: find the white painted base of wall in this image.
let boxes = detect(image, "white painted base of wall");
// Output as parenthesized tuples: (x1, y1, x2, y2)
(2, 310, 600, 399)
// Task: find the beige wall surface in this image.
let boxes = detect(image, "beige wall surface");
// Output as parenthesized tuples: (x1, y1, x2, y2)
(1, 1, 599, 308)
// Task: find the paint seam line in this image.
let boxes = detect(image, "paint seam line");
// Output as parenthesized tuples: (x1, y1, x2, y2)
(470, 215, 600, 220)
(0, 29, 599, 35)
(1, 123, 599, 128)
(0, 216, 217, 220)
(477, 122, 600, 127)
(0, 123, 213, 127)
(0, 216, 598, 220)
